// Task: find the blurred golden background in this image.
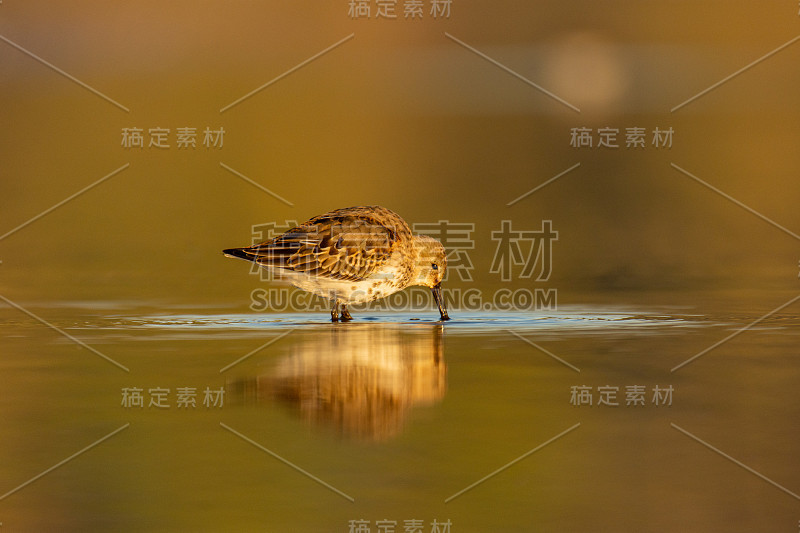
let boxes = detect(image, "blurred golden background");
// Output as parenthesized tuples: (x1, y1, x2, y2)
(1, 1, 798, 307)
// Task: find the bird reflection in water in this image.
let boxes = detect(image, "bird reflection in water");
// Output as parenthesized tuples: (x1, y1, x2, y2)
(229, 324, 445, 441)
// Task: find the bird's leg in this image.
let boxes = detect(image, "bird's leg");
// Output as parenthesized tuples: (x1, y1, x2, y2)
(340, 304, 353, 322)
(330, 301, 340, 322)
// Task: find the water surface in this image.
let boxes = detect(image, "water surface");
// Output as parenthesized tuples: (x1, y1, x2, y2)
(1, 297, 799, 532)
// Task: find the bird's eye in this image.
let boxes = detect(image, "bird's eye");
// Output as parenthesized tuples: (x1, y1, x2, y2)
(431, 263, 438, 270)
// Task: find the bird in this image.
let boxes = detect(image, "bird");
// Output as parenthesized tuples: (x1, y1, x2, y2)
(223, 206, 450, 322)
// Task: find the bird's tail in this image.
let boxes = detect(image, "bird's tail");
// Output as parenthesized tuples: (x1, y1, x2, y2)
(222, 248, 253, 261)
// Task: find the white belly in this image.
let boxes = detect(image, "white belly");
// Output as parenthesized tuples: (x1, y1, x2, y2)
(278, 265, 405, 304)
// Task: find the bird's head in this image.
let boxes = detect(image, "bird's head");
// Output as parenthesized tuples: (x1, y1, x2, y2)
(412, 235, 450, 320)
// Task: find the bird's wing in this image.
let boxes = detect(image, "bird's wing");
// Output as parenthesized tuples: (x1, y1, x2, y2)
(237, 207, 406, 282)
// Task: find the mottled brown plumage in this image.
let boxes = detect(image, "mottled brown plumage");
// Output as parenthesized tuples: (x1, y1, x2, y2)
(223, 206, 449, 322)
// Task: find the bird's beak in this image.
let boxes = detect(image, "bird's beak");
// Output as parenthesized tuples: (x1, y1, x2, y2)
(431, 282, 450, 321)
